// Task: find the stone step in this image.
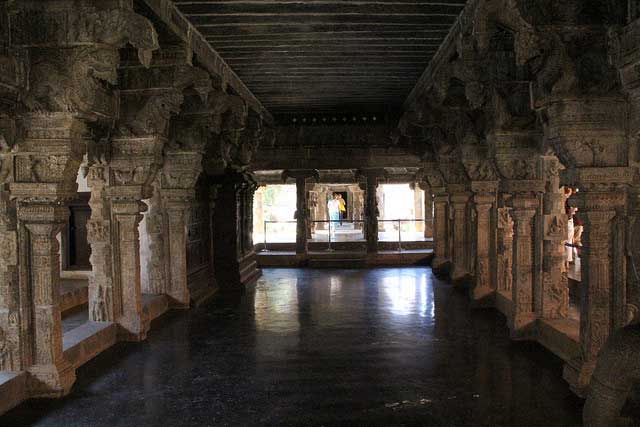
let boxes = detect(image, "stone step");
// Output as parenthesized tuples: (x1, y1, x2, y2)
(0, 371, 27, 415)
(63, 322, 117, 369)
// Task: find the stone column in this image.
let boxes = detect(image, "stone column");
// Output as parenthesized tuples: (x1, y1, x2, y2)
(85, 164, 115, 322)
(282, 169, 319, 256)
(560, 170, 632, 395)
(212, 172, 261, 290)
(419, 182, 434, 239)
(155, 148, 204, 307)
(509, 194, 538, 335)
(254, 186, 265, 241)
(471, 189, 496, 301)
(497, 202, 514, 295)
(10, 113, 87, 396)
(432, 189, 450, 270)
(357, 169, 385, 254)
(449, 186, 472, 282)
(106, 136, 165, 341)
(540, 156, 568, 319)
(412, 182, 424, 233)
(17, 205, 75, 396)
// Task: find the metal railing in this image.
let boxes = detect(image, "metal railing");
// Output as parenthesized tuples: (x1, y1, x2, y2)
(378, 218, 427, 251)
(262, 220, 297, 250)
(311, 219, 366, 251)
(260, 218, 432, 252)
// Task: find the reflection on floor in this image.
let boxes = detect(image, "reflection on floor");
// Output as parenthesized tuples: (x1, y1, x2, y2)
(2, 268, 583, 426)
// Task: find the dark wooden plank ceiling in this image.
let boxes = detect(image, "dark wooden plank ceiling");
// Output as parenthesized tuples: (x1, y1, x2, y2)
(174, 0, 466, 121)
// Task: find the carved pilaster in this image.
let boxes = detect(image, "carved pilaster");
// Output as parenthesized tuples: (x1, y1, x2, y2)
(560, 179, 631, 396)
(105, 136, 165, 341)
(449, 189, 472, 282)
(282, 169, 319, 256)
(211, 171, 261, 290)
(472, 190, 496, 300)
(540, 156, 568, 319)
(17, 203, 75, 397)
(497, 203, 514, 294)
(86, 164, 114, 323)
(356, 168, 387, 254)
(432, 190, 450, 270)
(509, 195, 538, 335)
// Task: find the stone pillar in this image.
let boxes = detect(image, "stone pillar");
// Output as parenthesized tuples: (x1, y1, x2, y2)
(86, 164, 115, 322)
(540, 156, 568, 319)
(509, 194, 538, 335)
(413, 182, 424, 233)
(449, 187, 471, 282)
(17, 205, 75, 396)
(560, 172, 632, 395)
(432, 190, 450, 270)
(419, 182, 434, 239)
(471, 190, 496, 301)
(155, 148, 204, 307)
(357, 169, 385, 254)
(497, 202, 514, 295)
(10, 113, 87, 396)
(106, 136, 165, 341)
(254, 186, 265, 241)
(212, 172, 261, 290)
(282, 169, 319, 256)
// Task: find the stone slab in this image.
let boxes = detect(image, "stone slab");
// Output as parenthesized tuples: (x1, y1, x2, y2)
(537, 318, 580, 363)
(60, 278, 89, 313)
(142, 294, 169, 322)
(63, 322, 117, 369)
(495, 290, 513, 320)
(0, 372, 27, 416)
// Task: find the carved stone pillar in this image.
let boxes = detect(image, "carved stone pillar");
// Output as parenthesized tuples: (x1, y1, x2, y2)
(357, 169, 386, 254)
(212, 172, 261, 290)
(449, 187, 471, 282)
(418, 182, 434, 239)
(471, 189, 496, 301)
(105, 136, 165, 341)
(10, 113, 87, 396)
(86, 164, 115, 322)
(157, 149, 203, 306)
(17, 205, 75, 396)
(282, 169, 319, 256)
(509, 195, 538, 335)
(540, 156, 568, 319)
(560, 170, 632, 396)
(497, 201, 514, 295)
(432, 190, 450, 270)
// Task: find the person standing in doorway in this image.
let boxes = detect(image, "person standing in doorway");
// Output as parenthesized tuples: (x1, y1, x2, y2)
(337, 193, 346, 225)
(328, 193, 340, 236)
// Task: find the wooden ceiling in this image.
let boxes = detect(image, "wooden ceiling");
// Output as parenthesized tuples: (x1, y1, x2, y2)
(173, 0, 466, 120)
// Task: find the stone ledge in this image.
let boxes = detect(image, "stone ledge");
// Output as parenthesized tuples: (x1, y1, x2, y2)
(63, 322, 117, 369)
(0, 372, 27, 415)
(494, 290, 513, 320)
(142, 294, 169, 322)
(537, 318, 581, 363)
(60, 278, 89, 313)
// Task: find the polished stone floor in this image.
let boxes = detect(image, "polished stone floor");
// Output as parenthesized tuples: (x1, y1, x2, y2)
(2, 268, 583, 426)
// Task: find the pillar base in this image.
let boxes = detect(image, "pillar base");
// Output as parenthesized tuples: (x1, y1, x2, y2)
(563, 357, 594, 398)
(239, 251, 262, 287)
(451, 267, 471, 284)
(470, 286, 494, 307)
(508, 313, 537, 340)
(27, 363, 76, 398)
(116, 315, 150, 342)
(432, 257, 450, 272)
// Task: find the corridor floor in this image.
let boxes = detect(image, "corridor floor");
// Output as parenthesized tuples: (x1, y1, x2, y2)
(2, 268, 583, 426)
